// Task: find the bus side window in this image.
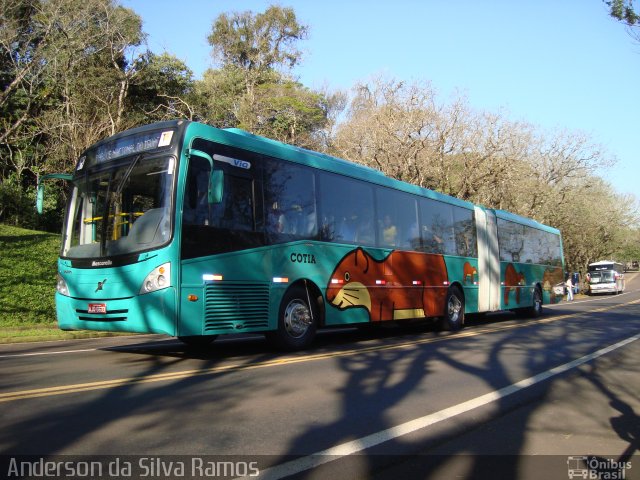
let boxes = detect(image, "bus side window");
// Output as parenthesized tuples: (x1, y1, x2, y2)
(220, 174, 254, 231)
(497, 219, 524, 262)
(264, 160, 317, 243)
(184, 156, 211, 226)
(453, 206, 477, 257)
(375, 188, 419, 250)
(419, 198, 455, 255)
(318, 172, 375, 246)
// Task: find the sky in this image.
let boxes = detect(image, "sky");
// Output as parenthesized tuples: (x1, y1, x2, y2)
(120, 0, 640, 198)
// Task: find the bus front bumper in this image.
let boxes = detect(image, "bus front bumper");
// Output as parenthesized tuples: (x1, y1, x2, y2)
(56, 287, 177, 336)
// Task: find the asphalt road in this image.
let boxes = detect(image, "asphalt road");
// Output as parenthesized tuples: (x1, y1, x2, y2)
(1, 275, 639, 480)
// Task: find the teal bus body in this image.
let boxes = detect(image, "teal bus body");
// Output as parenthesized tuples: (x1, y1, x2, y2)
(50, 120, 565, 348)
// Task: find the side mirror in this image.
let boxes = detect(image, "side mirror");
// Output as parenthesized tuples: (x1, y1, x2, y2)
(36, 173, 73, 214)
(209, 170, 224, 204)
(186, 148, 224, 204)
(36, 183, 45, 214)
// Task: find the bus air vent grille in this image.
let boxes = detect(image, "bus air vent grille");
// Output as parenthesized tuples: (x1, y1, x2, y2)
(204, 283, 270, 332)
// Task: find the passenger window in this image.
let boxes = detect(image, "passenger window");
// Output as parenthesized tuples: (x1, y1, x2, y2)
(453, 207, 477, 257)
(497, 219, 524, 262)
(376, 188, 420, 250)
(184, 156, 211, 226)
(419, 199, 456, 255)
(217, 174, 254, 231)
(318, 173, 375, 246)
(523, 226, 561, 266)
(264, 160, 317, 243)
(184, 156, 254, 231)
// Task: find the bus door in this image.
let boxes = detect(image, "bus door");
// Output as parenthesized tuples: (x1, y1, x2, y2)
(475, 207, 501, 312)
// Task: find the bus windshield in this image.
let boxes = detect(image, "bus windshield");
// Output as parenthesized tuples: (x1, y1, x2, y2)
(62, 155, 175, 259)
(588, 271, 615, 283)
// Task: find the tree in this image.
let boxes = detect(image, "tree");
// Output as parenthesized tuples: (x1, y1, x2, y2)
(332, 77, 443, 189)
(331, 76, 532, 204)
(208, 5, 308, 98)
(192, 66, 253, 128)
(607, 0, 639, 25)
(0, 0, 148, 174)
(206, 5, 311, 132)
(198, 5, 338, 150)
(606, 0, 640, 42)
(0, 0, 56, 182)
(127, 52, 195, 122)
(0, 0, 196, 229)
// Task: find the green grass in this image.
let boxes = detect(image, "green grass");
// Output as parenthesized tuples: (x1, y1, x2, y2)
(0, 224, 60, 326)
(0, 224, 133, 343)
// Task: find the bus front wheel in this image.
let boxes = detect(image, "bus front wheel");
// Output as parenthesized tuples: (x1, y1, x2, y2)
(267, 285, 317, 351)
(441, 286, 465, 331)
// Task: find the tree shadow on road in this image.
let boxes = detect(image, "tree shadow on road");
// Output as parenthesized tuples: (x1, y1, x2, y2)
(268, 307, 640, 479)
(0, 306, 638, 480)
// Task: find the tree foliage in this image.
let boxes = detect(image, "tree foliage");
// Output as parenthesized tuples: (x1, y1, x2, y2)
(607, 0, 639, 25)
(208, 5, 308, 90)
(199, 5, 335, 146)
(331, 76, 638, 273)
(606, 0, 640, 43)
(0, 0, 193, 227)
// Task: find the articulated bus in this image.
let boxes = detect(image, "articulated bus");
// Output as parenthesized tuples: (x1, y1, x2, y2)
(586, 260, 625, 295)
(38, 120, 565, 350)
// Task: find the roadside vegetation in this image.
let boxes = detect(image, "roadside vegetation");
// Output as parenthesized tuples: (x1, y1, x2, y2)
(0, 224, 129, 342)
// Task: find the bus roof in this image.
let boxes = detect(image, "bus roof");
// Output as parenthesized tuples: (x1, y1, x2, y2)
(588, 260, 621, 266)
(493, 209, 561, 235)
(214, 125, 560, 235)
(188, 122, 477, 211)
(190, 122, 562, 232)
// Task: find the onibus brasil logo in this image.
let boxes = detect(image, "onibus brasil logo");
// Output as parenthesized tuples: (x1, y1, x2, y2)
(567, 456, 632, 479)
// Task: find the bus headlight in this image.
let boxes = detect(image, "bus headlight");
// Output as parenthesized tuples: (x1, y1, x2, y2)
(140, 263, 171, 294)
(56, 274, 70, 296)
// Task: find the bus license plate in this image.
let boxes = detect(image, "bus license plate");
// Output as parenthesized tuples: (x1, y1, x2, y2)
(88, 303, 107, 314)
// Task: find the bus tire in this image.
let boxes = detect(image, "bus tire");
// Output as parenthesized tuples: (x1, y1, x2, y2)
(267, 285, 317, 351)
(529, 287, 543, 318)
(178, 335, 218, 347)
(441, 286, 465, 331)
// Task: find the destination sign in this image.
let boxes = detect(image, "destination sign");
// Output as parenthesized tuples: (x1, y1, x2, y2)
(92, 130, 174, 164)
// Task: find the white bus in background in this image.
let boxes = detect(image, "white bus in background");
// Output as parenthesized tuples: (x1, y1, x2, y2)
(586, 261, 625, 295)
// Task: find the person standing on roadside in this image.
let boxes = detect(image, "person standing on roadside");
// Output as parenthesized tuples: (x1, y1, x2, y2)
(565, 275, 574, 301)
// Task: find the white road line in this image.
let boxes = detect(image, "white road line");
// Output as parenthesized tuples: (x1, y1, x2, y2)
(0, 335, 171, 359)
(253, 332, 640, 480)
(0, 348, 98, 359)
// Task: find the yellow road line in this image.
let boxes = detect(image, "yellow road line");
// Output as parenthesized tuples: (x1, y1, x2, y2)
(2, 298, 639, 403)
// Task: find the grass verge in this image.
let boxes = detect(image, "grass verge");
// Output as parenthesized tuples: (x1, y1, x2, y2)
(0, 223, 128, 343)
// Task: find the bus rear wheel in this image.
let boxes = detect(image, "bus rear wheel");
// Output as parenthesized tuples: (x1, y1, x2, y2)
(267, 285, 317, 351)
(441, 286, 465, 331)
(530, 287, 543, 317)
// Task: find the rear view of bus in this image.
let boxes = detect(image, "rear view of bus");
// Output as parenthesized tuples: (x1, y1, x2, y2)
(586, 261, 625, 295)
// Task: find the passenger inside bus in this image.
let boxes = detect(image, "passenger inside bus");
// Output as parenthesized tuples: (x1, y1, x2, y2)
(381, 214, 398, 247)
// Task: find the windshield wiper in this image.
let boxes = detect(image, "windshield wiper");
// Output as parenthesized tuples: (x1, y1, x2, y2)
(114, 153, 144, 197)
